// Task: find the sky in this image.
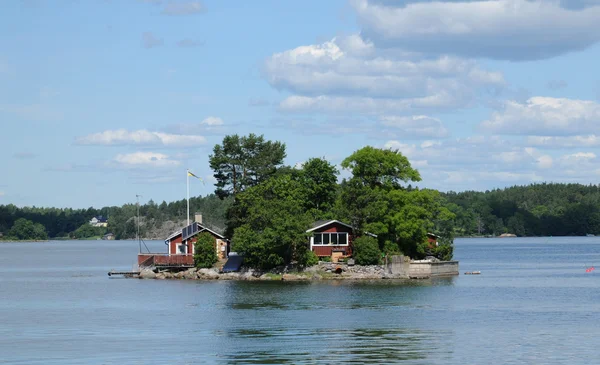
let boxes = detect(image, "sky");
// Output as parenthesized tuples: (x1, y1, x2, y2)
(2, 0, 600, 208)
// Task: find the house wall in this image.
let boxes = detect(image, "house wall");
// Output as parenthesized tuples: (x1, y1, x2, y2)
(311, 222, 354, 257)
(170, 232, 228, 259)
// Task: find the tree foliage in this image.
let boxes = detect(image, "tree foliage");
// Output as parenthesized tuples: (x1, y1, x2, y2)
(301, 157, 339, 213)
(444, 183, 600, 237)
(231, 173, 313, 270)
(7, 218, 48, 240)
(341, 146, 421, 189)
(194, 232, 218, 269)
(71, 223, 106, 239)
(353, 236, 381, 265)
(209, 134, 286, 199)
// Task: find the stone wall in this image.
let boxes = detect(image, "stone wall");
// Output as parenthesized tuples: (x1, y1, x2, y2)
(388, 255, 459, 278)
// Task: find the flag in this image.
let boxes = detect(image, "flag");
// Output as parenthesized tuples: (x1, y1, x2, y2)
(187, 170, 205, 184)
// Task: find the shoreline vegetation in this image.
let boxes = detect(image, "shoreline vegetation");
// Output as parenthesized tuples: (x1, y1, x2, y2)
(5, 135, 600, 272)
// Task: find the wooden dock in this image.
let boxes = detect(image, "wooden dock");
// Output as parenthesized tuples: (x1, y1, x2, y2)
(108, 271, 140, 277)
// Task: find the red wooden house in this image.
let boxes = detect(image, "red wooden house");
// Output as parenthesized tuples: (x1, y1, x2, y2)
(307, 219, 376, 262)
(138, 216, 228, 269)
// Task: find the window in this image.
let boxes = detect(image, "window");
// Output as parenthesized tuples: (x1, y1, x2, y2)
(314, 234, 322, 245)
(313, 232, 349, 245)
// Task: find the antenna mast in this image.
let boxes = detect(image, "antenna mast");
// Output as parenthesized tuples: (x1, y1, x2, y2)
(136, 194, 142, 253)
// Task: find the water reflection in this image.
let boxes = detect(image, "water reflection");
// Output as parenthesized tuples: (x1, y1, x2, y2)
(218, 328, 453, 364)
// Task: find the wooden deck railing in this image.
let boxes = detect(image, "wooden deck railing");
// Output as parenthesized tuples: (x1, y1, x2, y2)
(138, 253, 194, 268)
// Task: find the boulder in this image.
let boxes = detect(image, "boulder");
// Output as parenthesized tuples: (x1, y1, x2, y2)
(139, 269, 156, 279)
(198, 268, 219, 279)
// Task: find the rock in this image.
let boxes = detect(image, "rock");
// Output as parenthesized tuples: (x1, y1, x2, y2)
(183, 270, 197, 280)
(156, 272, 166, 280)
(347, 258, 355, 266)
(198, 268, 219, 279)
(139, 269, 156, 279)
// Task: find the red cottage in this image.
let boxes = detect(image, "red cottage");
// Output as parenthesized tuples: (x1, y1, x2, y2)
(138, 215, 229, 269)
(307, 219, 376, 262)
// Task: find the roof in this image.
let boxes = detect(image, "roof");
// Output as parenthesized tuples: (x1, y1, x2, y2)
(306, 219, 354, 232)
(427, 232, 440, 238)
(306, 219, 377, 237)
(165, 221, 227, 242)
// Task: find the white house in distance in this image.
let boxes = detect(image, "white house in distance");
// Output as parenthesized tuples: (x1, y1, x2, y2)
(89, 216, 108, 227)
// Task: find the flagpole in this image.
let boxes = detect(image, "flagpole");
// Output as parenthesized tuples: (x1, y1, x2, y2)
(187, 169, 190, 226)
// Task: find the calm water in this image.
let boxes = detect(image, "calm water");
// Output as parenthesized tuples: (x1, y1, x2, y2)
(1, 237, 600, 364)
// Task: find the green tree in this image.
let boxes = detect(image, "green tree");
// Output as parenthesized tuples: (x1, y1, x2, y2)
(209, 134, 286, 199)
(301, 157, 339, 213)
(71, 223, 106, 239)
(231, 173, 312, 270)
(341, 146, 421, 189)
(8, 218, 48, 240)
(353, 236, 381, 265)
(194, 232, 218, 269)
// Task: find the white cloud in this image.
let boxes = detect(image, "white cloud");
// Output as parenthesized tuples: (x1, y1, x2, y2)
(113, 152, 181, 167)
(527, 135, 600, 148)
(353, 0, 600, 60)
(380, 115, 449, 138)
(480, 97, 600, 136)
(76, 129, 206, 147)
(200, 116, 224, 126)
(267, 36, 504, 114)
(162, 1, 205, 15)
(0, 191, 4, 197)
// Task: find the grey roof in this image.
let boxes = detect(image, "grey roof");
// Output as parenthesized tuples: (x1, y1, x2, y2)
(306, 219, 355, 233)
(306, 219, 378, 237)
(165, 221, 227, 241)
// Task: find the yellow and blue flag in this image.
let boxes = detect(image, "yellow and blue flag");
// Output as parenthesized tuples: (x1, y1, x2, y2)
(187, 170, 205, 184)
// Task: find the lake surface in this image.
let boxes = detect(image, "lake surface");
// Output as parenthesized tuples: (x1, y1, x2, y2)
(1, 237, 599, 364)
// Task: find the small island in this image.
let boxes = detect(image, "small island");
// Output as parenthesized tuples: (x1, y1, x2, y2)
(132, 134, 458, 281)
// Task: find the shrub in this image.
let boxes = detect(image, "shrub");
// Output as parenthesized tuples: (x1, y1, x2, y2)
(320, 256, 332, 263)
(194, 232, 218, 269)
(383, 240, 401, 256)
(353, 236, 381, 265)
(303, 250, 319, 267)
(433, 243, 454, 261)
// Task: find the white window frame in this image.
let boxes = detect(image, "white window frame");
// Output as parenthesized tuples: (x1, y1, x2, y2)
(311, 232, 349, 246)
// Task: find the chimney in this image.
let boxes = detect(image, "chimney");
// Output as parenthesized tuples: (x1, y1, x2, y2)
(195, 214, 203, 224)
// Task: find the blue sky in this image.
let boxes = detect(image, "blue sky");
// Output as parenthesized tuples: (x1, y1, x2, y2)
(2, 0, 600, 208)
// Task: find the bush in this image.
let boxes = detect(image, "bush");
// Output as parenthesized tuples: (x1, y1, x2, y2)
(194, 232, 218, 269)
(320, 256, 332, 263)
(353, 236, 381, 265)
(303, 250, 319, 267)
(383, 240, 401, 256)
(433, 243, 454, 261)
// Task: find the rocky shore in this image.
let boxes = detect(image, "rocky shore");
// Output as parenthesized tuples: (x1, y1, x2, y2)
(138, 262, 408, 281)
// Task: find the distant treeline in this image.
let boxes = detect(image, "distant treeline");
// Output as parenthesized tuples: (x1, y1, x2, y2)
(0, 195, 231, 240)
(443, 183, 600, 237)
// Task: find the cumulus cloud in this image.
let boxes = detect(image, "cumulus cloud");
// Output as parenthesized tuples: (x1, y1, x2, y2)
(200, 116, 224, 126)
(162, 1, 205, 15)
(353, 0, 600, 60)
(113, 152, 181, 168)
(528, 135, 600, 149)
(380, 115, 449, 138)
(266, 35, 504, 114)
(480, 97, 600, 135)
(76, 129, 206, 147)
(142, 32, 163, 48)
